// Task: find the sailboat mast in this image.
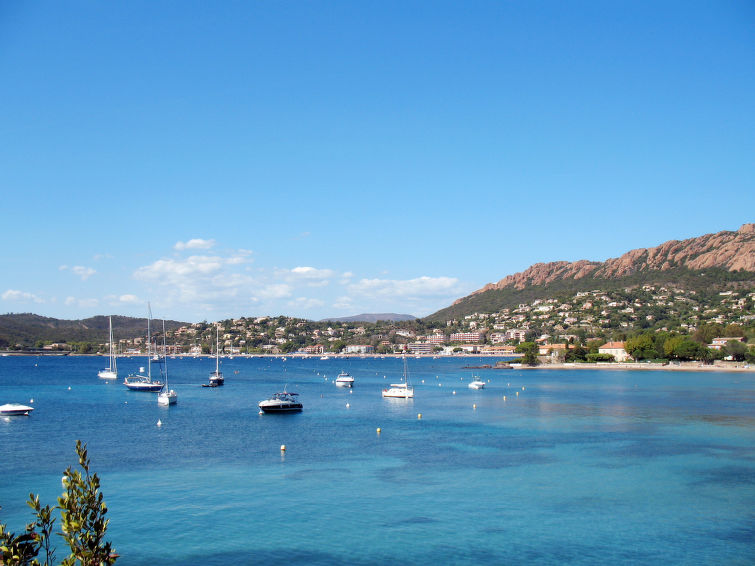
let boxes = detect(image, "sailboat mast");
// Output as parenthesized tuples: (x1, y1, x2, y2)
(216, 325, 220, 373)
(162, 319, 169, 387)
(147, 303, 152, 378)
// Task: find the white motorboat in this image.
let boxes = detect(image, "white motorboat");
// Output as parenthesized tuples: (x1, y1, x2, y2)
(97, 316, 118, 379)
(382, 358, 414, 398)
(208, 326, 224, 386)
(124, 304, 164, 392)
(468, 377, 486, 389)
(0, 403, 34, 416)
(258, 391, 303, 413)
(157, 320, 177, 406)
(335, 371, 354, 387)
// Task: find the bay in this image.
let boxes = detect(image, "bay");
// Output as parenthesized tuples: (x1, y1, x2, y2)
(1, 355, 754, 565)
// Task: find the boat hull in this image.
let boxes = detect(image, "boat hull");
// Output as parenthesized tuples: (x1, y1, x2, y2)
(0, 403, 34, 416)
(382, 387, 414, 398)
(98, 369, 118, 379)
(258, 402, 303, 413)
(124, 378, 164, 392)
(157, 390, 177, 405)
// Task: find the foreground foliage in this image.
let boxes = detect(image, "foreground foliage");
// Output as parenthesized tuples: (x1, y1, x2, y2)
(0, 441, 116, 566)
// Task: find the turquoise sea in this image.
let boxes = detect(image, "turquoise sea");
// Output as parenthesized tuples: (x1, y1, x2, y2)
(1, 355, 754, 565)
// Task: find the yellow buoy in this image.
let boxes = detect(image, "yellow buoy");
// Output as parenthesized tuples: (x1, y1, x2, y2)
(473, 404, 477, 409)
(376, 427, 382, 434)
(503, 395, 506, 401)
(516, 391, 519, 396)
(417, 413, 422, 419)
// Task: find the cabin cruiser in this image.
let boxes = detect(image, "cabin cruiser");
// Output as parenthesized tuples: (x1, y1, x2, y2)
(468, 378, 486, 390)
(335, 371, 354, 387)
(258, 391, 303, 413)
(0, 403, 34, 416)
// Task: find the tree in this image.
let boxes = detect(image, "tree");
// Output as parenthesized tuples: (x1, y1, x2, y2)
(565, 345, 587, 362)
(664, 335, 703, 361)
(724, 340, 748, 362)
(515, 341, 539, 366)
(625, 333, 655, 360)
(0, 441, 116, 566)
(723, 324, 745, 338)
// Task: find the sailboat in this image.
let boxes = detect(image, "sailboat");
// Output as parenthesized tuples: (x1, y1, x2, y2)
(206, 326, 224, 386)
(157, 320, 177, 405)
(382, 357, 414, 398)
(97, 316, 118, 379)
(124, 304, 164, 392)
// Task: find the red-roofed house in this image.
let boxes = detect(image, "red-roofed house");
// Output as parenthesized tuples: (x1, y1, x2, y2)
(598, 341, 629, 362)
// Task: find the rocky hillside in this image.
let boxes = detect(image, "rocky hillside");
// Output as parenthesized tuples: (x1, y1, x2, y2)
(427, 223, 755, 321)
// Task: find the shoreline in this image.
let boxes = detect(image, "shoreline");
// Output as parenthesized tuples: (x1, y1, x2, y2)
(517, 361, 754, 372)
(2, 351, 752, 373)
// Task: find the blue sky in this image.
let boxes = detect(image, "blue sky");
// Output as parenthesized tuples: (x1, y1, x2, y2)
(1, 1, 753, 322)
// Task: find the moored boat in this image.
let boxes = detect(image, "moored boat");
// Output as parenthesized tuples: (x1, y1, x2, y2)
(157, 320, 177, 405)
(0, 403, 34, 416)
(208, 326, 224, 386)
(98, 315, 118, 379)
(382, 358, 414, 398)
(468, 377, 485, 389)
(258, 391, 303, 413)
(335, 371, 354, 387)
(124, 305, 164, 392)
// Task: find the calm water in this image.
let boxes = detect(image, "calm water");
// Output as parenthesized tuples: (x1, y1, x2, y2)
(1, 356, 754, 565)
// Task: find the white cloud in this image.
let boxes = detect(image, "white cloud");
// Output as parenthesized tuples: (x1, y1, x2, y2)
(2, 289, 44, 303)
(65, 296, 99, 308)
(135, 255, 226, 280)
(349, 276, 461, 298)
(256, 284, 293, 300)
(174, 238, 216, 251)
(59, 265, 96, 281)
(332, 296, 354, 309)
(119, 294, 140, 304)
(290, 266, 335, 279)
(287, 297, 325, 310)
(72, 266, 96, 281)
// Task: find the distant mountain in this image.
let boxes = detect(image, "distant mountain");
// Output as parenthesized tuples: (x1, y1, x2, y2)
(427, 223, 755, 321)
(0, 313, 186, 348)
(320, 313, 417, 323)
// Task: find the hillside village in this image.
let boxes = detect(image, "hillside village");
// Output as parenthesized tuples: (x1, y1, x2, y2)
(28, 283, 753, 364)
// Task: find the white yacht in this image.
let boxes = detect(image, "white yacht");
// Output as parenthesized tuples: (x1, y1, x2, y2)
(335, 371, 354, 387)
(468, 377, 486, 389)
(382, 358, 414, 398)
(258, 391, 303, 413)
(0, 403, 34, 416)
(208, 326, 224, 386)
(157, 320, 177, 405)
(124, 305, 164, 392)
(97, 316, 118, 379)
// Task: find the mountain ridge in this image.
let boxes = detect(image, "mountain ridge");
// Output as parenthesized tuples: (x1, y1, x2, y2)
(427, 223, 755, 321)
(320, 313, 417, 323)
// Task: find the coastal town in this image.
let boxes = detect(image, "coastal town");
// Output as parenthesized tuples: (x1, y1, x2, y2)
(22, 284, 753, 366)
